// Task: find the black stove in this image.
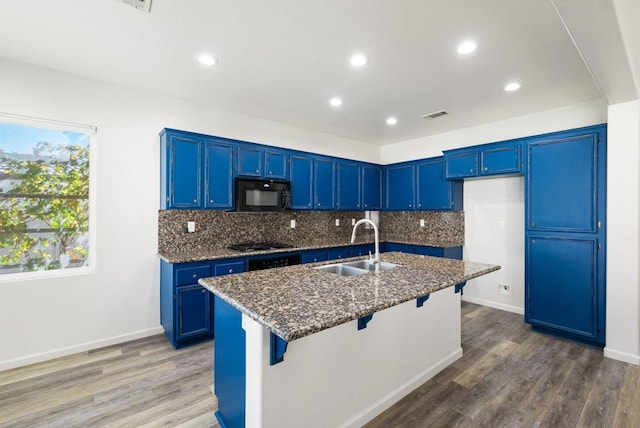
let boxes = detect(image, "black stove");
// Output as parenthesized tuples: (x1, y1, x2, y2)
(227, 242, 294, 252)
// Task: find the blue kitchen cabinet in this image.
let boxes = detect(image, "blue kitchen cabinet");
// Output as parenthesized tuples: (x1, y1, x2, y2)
(301, 250, 328, 264)
(362, 164, 382, 210)
(337, 161, 361, 210)
(265, 149, 289, 179)
(444, 140, 522, 179)
(445, 151, 477, 179)
(350, 244, 375, 257)
(161, 131, 203, 209)
(416, 157, 462, 210)
(526, 235, 602, 344)
(205, 140, 234, 209)
(315, 158, 336, 209)
(290, 154, 314, 209)
(480, 143, 522, 175)
(327, 247, 352, 260)
(385, 163, 415, 210)
(382, 242, 462, 259)
(237, 145, 263, 177)
(161, 258, 247, 349)
(524, 124, 606, 346)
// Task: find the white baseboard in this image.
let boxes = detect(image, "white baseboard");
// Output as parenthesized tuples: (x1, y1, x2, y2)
(604, 347, 640, 366)
(0, 326, 164, 372)
(461, 295, 524, 315)
(343, 347, 463, 428)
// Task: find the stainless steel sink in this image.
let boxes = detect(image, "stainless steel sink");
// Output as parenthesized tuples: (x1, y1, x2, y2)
(314, 264, 368, 276)
(314, 260, 399, 276)
(342, 261, 399, 272)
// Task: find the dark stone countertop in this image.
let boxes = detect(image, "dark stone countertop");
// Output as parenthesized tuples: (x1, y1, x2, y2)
(198, 252, 499, 342)
(158, 239, 463, 264)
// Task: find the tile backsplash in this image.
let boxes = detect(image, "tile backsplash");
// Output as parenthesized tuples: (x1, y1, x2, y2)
(158, 210, 464, 253)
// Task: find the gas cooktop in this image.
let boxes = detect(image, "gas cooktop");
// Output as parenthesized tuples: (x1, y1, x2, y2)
(227, 242, 294, 252)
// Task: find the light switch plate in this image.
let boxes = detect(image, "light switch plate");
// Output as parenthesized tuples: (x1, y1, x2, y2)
(290, 219, 296, 228)
(420, 219, 425, 227)
(187, 221, 195, 233)
(335, 219, 340, 226)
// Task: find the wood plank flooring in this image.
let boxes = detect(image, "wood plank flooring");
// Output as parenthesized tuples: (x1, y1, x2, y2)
(1, 303, 638, 427)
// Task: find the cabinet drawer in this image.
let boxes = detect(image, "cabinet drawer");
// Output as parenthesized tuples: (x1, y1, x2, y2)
(176, 265, 211, 286)
(301, 251, 328, 264)
(214, 261, 246, 276)
(327, 248, 351, 260)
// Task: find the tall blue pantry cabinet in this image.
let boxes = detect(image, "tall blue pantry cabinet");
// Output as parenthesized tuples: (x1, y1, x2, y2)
(525, 125, 606, 346)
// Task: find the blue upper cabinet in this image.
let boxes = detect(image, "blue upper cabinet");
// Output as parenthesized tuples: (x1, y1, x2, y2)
(264, 149, 288, 179)
(290, 154, 314, 209)
(527, 132, 599, 232)
(161, 130, 203, 209)
(205, 140, 234, 209)
(385, 163, 415, 210)
(362, 164, 382, 210)
(315, 158, 336, 209)
(237, 145, 263, 177)
(444, 140, 523, 179)
(445, 151, 477, 179)
(416, 157, 462, 210)
(337, 161, 361, 210)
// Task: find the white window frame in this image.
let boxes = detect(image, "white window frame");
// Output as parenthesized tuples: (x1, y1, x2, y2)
(0, 112, 97, 283)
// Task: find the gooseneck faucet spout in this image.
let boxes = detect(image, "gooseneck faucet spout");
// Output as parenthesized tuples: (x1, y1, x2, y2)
(351, 219, 380, 264)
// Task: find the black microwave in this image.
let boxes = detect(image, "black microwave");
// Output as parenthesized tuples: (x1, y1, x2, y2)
(235, 177, 291, 212)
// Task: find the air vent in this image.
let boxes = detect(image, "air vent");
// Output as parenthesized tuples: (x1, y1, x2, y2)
(421, 110, 448, 119)
(118, 0, 152, 12)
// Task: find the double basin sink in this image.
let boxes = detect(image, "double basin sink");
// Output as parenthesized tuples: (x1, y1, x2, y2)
(314, 260, 399, 277)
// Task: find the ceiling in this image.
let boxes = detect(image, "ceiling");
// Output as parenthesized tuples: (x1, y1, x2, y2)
(0, 0, 614, 145)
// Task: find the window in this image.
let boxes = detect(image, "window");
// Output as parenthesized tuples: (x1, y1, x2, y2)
(0, 115, 95, 277)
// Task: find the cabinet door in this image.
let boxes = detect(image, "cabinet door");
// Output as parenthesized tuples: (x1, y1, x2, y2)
(265, 150, 288, 179)
(213, 261, 246, 276)
(362, 165, 382, 210)
(327, 247, 351, 260)
(290, 155, 314, 209)
(169, 136, 202, 208)
(480, 145, 521, 175)
(301, 251, 328, 264)
(237, 146, 263, 177)
(416, 158, 459, 210)
(526, 235, 601, 343)
(445, 151, 478, 179)
(336, 161, 361, 210)
(177, 284, 213, 341)
(385, 164, 415, 210)
(527, 134, 598, 232)
(315, 159, 336, 209)
(205, 141, 234, 209)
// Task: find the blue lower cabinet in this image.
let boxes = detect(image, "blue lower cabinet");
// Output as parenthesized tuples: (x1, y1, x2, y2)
(301, 250, 328, 264)
(350, 244, 374, 257)
(327, 247, 351, 261)
(214, 296, 246, 428)
(381, 243, 462, 260)
(177, 284, 213, 340)
(525, 235, 603, 345)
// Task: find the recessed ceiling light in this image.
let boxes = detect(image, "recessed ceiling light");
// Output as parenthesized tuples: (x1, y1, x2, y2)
(329, 97, 343, 107)
(504, 82, 521, 92)
(386, 117, 398, 126)
(457, 40, 477, 55)
(198, 53, 218, 66)
(350, 54, 368, 67)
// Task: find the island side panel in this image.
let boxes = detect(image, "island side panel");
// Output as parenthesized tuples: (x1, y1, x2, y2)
(244, 286, 462, 428)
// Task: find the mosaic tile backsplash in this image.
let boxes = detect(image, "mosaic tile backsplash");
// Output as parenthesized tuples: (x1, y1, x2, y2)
(158, 209, 464, 254)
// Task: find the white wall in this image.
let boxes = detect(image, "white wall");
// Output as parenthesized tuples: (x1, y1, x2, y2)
(0, 59, 378, 370)
(605, 100, 640, 365)
(462, 177, 525, 314)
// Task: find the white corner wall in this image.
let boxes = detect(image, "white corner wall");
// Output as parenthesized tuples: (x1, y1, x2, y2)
(605, 99, 640, 365)
(0, 58, 378, 370)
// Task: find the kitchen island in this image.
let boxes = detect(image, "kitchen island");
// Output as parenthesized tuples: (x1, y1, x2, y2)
(199, 252, 499, 428)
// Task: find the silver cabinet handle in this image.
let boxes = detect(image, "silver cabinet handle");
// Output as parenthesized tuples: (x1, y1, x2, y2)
(192, 274, 197, 278)
(469, 169, 473, 173)
(209, 200, 214, 203)
(484, 167, 488, 171)
(229, 269, 233, 273)
(193, 199, 197, 203)
(269, 171, 273, 174)
(201, 289, 205, 294)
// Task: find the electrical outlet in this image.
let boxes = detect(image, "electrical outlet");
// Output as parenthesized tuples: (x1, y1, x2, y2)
(290, 219, 296, 228)
(498, 283, 512, 296)
(187, 221, 195, 233)
(335, 219, 340, 226)
(420, 219, 425, 227)
(351, 218, 356, 226)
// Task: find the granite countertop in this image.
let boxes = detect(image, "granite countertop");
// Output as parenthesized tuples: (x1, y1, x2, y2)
(199, 252, 500, 342)
(159, 239, 464, 264)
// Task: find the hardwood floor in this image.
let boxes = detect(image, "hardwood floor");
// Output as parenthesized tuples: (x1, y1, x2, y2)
(365, 303, 640, 428)
(1, 303, 638, 427)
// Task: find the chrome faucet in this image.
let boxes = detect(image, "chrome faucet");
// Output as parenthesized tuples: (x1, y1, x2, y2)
(351, 219, 380, 265)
